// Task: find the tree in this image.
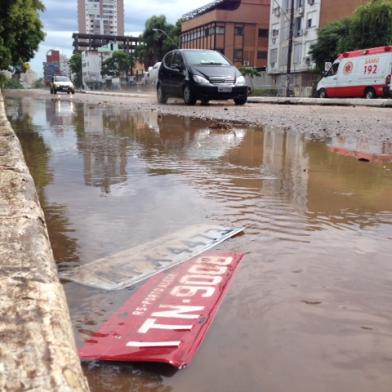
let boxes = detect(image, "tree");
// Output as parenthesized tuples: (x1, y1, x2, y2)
(101, 51, 135, 82)
(343, 0, 392, 51)
(69, 53, 83, 88)
(310, 20, 351, 71)
(310, 0, 392, 70)
(0, 0, 45, 71)
(239, 67, 261, 92)
(136, 15, 181, 67)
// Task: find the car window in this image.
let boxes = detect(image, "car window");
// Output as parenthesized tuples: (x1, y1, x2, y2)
(172, 52, 184, 68)
(164, 53, 173, 68)
(54, 76, 69, 82)
(327, 62, 339, 76)
(183, 51, 230, 66)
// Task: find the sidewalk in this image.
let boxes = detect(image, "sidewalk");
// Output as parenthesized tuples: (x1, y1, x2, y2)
(80, 90, 392, 108)
(0, 92, 89, 392)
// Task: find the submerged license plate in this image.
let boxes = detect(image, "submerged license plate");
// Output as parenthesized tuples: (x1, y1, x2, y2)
(79, 252, 245, 369)
(218, 86, 232, 93)
(61, 225, 244, 291)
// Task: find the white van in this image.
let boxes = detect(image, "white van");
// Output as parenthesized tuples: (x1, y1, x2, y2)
(317, 46, 392, 99)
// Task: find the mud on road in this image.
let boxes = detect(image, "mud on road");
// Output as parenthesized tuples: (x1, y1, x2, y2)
(6, 89, 392, 147)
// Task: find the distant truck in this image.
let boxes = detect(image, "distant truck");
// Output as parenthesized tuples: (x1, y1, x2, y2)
(317, 46, 392, 99)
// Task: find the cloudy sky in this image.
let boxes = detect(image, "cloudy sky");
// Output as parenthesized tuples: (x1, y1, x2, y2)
(31, 0, 210, 75)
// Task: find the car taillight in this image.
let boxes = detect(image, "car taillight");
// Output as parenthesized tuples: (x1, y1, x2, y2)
(386, 74, 391, 85)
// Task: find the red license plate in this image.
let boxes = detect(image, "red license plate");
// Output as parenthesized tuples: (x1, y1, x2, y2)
(79, 251, 244, 369)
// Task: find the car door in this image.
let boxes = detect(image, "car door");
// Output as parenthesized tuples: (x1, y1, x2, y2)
(170, 52, 186, 97)
(323, 62, 340, 97)
(160, 52, 174, 94)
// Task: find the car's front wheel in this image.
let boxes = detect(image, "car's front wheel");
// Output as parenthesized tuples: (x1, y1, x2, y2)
(234, 96, 247, 106)
(183, 85, 196, 105)
(365, 87, 376, 99)
(318, 88, 327, 99)
(157, 84, 168, 104)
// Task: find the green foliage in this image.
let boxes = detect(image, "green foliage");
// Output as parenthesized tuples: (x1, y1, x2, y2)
(69, 53, 83, 88)
(102, 51, 135, 81)
(344, 0, 392, 50)
(311, 0, 392, 70)
(250, 88, 278, 97)
(0, 0, 45, 70)
(0, 73, 24, 89)
(239, 67, 262, 78)
(136, 15, 182, 67)
(310, 20, 351, 70)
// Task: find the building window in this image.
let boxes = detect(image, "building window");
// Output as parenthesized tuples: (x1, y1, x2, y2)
(295, 17, 303, 36)
(258, 29, 269, 38)
(307, 11, 316, 28)
(270, 48, 278, 66)
(216, 26, 225, 35)
(294, 43, 303, 64)
(234, 49, 243, 60)
(257, 51, 268, 60)
(235, 26, 244, 36)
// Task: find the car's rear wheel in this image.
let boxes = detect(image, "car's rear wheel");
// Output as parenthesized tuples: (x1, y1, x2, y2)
(157, 84, 168, 104)
(183, 85, 196, 105)
(234, 96, 247, 106)
(365, 87, 376, 99)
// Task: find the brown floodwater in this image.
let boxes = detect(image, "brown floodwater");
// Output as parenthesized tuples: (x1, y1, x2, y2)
(5, 96, 392, 392)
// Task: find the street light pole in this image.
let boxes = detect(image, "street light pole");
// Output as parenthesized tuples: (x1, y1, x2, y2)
(286, 0, 295, 97)
(152, 28, 178, 49)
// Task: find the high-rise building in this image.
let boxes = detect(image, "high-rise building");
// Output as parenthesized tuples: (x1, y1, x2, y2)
(78, 0, 124, 36)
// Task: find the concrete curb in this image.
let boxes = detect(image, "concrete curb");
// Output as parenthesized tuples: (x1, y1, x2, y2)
(0, 92, 90, 391)
(247, 96, 392, 108)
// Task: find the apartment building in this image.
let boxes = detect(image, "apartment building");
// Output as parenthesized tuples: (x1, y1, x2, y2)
(78, 0, 124, 36)
(268, 0, 368, 74)
(181, 0, 271, 68)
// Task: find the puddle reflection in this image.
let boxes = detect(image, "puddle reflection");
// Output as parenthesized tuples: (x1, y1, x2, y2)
(5, 96, 392, 392)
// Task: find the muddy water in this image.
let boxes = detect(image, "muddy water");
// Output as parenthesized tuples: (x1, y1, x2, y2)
(6, 96, 392, 392)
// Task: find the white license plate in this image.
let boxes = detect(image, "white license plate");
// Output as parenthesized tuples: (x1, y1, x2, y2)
(218, 86, 232, 93)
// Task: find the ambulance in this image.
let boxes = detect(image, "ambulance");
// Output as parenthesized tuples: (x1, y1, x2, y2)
(317, 46, 392, 99)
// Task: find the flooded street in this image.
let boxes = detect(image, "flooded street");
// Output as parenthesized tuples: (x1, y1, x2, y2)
(5, 96, 392, 392)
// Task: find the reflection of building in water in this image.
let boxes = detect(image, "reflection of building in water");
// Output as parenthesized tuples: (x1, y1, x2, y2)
(76, 105, 129, 193)
(328, 134, 392, 163)
(263, 130, 309, 212)
(45, 99, 75, 128)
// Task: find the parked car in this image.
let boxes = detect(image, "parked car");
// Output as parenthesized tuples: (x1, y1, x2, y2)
(157, 49, 248, 105)
(317, 45, 392, 99)
(146, 62, 161, 88)
(50, 75, 75, 95)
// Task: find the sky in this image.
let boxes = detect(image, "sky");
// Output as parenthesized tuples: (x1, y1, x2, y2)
(30, 0, 211, 76)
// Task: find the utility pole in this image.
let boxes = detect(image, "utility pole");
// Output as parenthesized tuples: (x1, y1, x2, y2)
(286, 0, 295, 97)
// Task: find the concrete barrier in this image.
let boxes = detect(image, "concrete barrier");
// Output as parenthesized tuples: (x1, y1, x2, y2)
(248, 96, 392, 107)
(0, 92, 90, 391)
